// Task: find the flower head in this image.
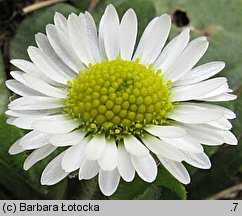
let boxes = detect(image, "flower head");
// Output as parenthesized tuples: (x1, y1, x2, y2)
(6, 4, 237, 196)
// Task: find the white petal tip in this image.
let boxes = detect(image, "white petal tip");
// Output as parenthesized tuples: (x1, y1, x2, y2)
(40, 179, 49, 185)
(226, 139, 238, 146)
(107, 3, 115, 8)
(183, 27, 191, 32)
(10, 59, 19, 65)
(8, 148, 21, 155)
(23, 163, 30, 171)
(181, 178, 191, 185)
(8, 143, 24, 155)
(35, 32, 42, 38)
(198, 36, 208, 41)
(223, 131, 238, 145)
(220, 61, 226, 68)
(126, 8, 135, 14)
(54, 11, 62, 16)
(40, 177, 59, 186)
(232, 94, 237, 100)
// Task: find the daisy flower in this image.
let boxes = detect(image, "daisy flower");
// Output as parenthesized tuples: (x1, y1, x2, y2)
(6, 4, 237, 196)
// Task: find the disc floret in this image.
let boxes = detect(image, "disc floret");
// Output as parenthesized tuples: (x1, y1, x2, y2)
(65, 57, 173, 139)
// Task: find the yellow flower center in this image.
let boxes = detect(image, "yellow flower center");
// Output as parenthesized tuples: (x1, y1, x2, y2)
(65, 57, 173, 139)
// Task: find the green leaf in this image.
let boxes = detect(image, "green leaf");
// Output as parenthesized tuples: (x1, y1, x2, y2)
(70, 0, 90, 10)
(155, 167, 187, 200)
(0, 114, 43, 199)
(66, 177, 106, 200)
(0, 114, 26, 167)
(110, 167, 186, 200)
(46, 179, 68, 199)
(167, 0, 242, 35)
(0, 114, 70, 199)
(232, 90, 242, 137)
(0, 187, 9, 199)
(10, 3, 79, 61)
(0, 54, 10, 113)
(0, 159, 44, 199)
(187, 143, 242, 199)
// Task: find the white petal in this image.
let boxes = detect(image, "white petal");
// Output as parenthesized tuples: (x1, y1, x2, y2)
(46, 24, 83, 72)
(155, 27, 190, 71)
(198, 83, 229, 100)
(84, 11, 101, 62)
(145, 125, 186, 138)
(27, 46, 69, 84)
(183, 152, 211, 169)
(119, 9, 137, 60)
(162, 136, 203, 153)
(133, 14, 171, 65)
(5, 108, 60, 118)
(223, 131, 238, 145)
(98, 168, 120, 196)
(168, 104, 224, 124)
(201, 93, 237, 102)
(23, 144, 57, 170)
(142, 134, 184, 162)
(208, 118, 232, 130)
(19, 130, 49, 150)
(41, 151, 69, 185)
(10, 71, 55, 96)
(54, 12, 67, 33)
(123, 135, 149, 157)
(170, 78, 228, 102)
(174, 61, 225, 86)
(12, 113, 67, 130)
(165, 37, 209, 82)
(6, 117, 16, 125)
(98, 12, 106, 59)
(79, 159, 99, 180)
(85, 135, 106, 160)
(32, 118, 79, 134)
(10, 59, 50, 83)
(11, 59, 38, 75)
(102, 4, 120, 60)
(32, 113, 69, 121)
(11, 116, 44, 130)
(10, 71, 28, 84)
(35, 33, 75, 78)
(131, 154, 157, 183)
(9, 71, 56, 96)
(49, 130, 86, 146)
(21, 73, 67, 98)
(186, 102, 236, 119)
(8, 139, 25, 155)
(215, 119, 233, 130)
(98, 139, 118, 171)
(179, 123, 225, 145)
(117, 144, 135, 182)
(10, 61, 55, 86)
(157, 156, 190, 184)
(6, 80, 40, 96)
(61, 137, 89, 172)
(67, 13, 95, 65)
(6, 109, 26, 117)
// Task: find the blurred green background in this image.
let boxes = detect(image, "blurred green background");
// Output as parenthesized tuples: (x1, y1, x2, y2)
(0, 0, 241, 200)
